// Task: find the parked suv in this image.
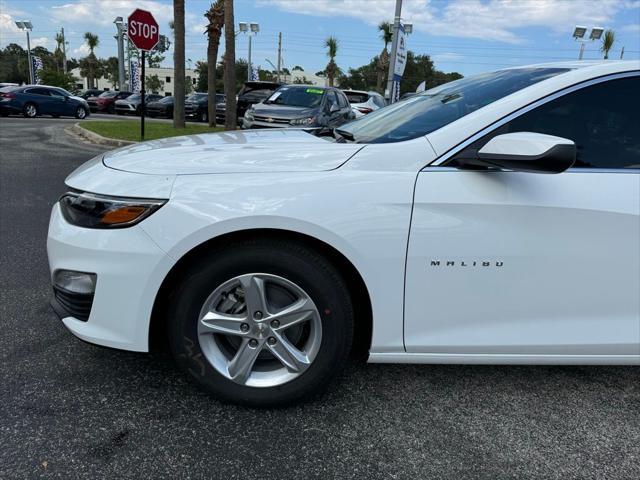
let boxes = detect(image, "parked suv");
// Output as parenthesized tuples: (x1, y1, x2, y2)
(236, 81, 283, 121)
(115, 93, 163, 116)
(342, 89, 386, 118)
(87, 90, 132, 114)
(242, 85, 354, 130)
(146, 96, 174, 118)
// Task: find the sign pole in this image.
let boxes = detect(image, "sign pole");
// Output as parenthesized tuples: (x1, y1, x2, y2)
(141, 50, 145, 141)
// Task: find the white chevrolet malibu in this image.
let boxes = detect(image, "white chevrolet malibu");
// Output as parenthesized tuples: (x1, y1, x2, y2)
(48, 62, 639, 406)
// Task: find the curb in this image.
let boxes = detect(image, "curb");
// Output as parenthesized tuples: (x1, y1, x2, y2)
(68, 123, 137, 148)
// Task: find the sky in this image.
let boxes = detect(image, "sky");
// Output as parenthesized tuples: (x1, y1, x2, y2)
(1, 0, 639, 77)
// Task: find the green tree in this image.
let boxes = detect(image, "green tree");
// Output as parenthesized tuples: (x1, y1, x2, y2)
(82, 32, 100, 88)
(54, 31, 66, 71)
(601, 29, 615, 59)
(376, 21, 392, 92)
(0, 44, 29, 84)
(324, 36, 339, 87)
(146, 74, 164, 93)
(293, 75, 310, 84)
(205, 0, 225, 126)
(103, 57, 119, 88)
(39, 69, 78, 91)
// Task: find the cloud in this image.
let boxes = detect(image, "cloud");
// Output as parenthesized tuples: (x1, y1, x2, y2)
(73, 43, 90, 56)
(262, 0, 630, 44)
(31, 36, 49, 48)
(49, 0, 174, 27)
(432, 52, 464, 62)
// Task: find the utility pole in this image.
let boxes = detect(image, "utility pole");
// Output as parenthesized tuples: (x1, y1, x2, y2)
(277, 32, 282, 82)
(385, 0, 402, 103)
(114, 17, 126, 91)
(26, 30, 33, 84)
(61, 27, 67, 73)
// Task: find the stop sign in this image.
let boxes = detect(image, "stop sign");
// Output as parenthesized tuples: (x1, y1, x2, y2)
(128, 9, 159, 51)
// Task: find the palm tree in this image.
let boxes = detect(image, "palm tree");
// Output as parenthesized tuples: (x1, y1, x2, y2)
(376, 22, 392, 92)
(83, 32, 99, 88)
(205, 0, 225, 127)
(601, 29, 615, 60)
(223, 0, 237, 130)
(54, 31, 65, 71)
(173, 0, 186, 128)
(324, 36, 338, 87)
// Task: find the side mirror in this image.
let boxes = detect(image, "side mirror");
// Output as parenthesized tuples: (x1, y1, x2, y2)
(469, 132, 576, 174)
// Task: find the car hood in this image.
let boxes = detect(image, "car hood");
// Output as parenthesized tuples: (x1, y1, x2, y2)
(102, 129, 363, 175)
(70, 95, 86, 103)
(251, 104, 318, 119)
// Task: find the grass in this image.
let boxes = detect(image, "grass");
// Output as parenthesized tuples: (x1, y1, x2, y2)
(81, 120, 224, 142)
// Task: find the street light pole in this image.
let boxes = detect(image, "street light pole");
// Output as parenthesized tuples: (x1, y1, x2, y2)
(247, 34, 252, 81)
(15, 21, 34, 84)
(385, 0, 402, 102)
(61, 27, 67, 73)
(277, 32, 282, 83)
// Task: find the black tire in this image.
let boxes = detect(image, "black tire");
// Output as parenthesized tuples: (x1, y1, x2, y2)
(168, 238, 354, 407)
(75, 106, 87, 119)
(116, 111, 125, 116)
(107, 104, 115, 114)
(199, 110, 208, 123)
(22, 102, 37, 118)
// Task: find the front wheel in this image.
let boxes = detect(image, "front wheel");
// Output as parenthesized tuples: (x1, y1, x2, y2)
(199, 110, 208, 123)
(168, 239, 354, 407)
(75, 106, 87, 119)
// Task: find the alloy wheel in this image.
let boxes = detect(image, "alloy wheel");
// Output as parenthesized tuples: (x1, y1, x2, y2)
(197, 273, 322, 387)
(25, 104, 37, 117)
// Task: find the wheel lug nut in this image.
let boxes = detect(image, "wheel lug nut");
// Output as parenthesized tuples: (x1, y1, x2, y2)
(240, 323, 250, 332)
(253, 311, 263, 320)
(267, 337, 277, 345)
(270, 319, 280, 328)
(249, 339, 259, 348)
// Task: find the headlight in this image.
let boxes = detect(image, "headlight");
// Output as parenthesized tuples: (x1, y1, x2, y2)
(59, 191, 166, 229)
(290, 116, 315, 126)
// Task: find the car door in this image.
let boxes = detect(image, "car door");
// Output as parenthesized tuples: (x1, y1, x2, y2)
(25, 87, 53, 114)
(335, 90, 352, 124)
(404, 73, 640, 359)
(48, 88, 72, 115)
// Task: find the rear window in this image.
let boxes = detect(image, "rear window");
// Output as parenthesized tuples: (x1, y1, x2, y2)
(344, 92, 369, 104)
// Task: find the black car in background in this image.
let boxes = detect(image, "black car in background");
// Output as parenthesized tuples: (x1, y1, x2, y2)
(242, 85, 354, 130)
(185, 92, 225, 123)
(0, 85, 90, 119)
(146, 96, 174, 118)
(236, 81, 282, 120)
(115, 93, 163, 116)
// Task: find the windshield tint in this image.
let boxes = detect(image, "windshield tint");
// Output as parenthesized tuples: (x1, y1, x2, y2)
(344, 92, 369, 103)
(99, 91, 117, 98)
(339, 67, 570, 144)
(264, 87, 325, 108)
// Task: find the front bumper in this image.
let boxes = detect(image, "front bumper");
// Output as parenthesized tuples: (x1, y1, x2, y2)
(47, 203, 175, 351)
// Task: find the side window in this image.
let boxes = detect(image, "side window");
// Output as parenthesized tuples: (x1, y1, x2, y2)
(337, 91, 348, 109)
(27, 88, 49, 96)
(447, 76, 640, 169)
(325, 91, 338, 110)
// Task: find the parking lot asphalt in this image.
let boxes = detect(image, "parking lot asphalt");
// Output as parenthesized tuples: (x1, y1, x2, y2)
(1, 116, 639, 480)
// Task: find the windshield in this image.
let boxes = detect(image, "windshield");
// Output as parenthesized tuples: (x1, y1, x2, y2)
(187, 93, 207, 102)
(338, 67, 570, 144)
(264, 87, 325, 108)
(127, 94, 141, 102)
(159, 96, 173, 104)
(99, 91, 117, 98)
